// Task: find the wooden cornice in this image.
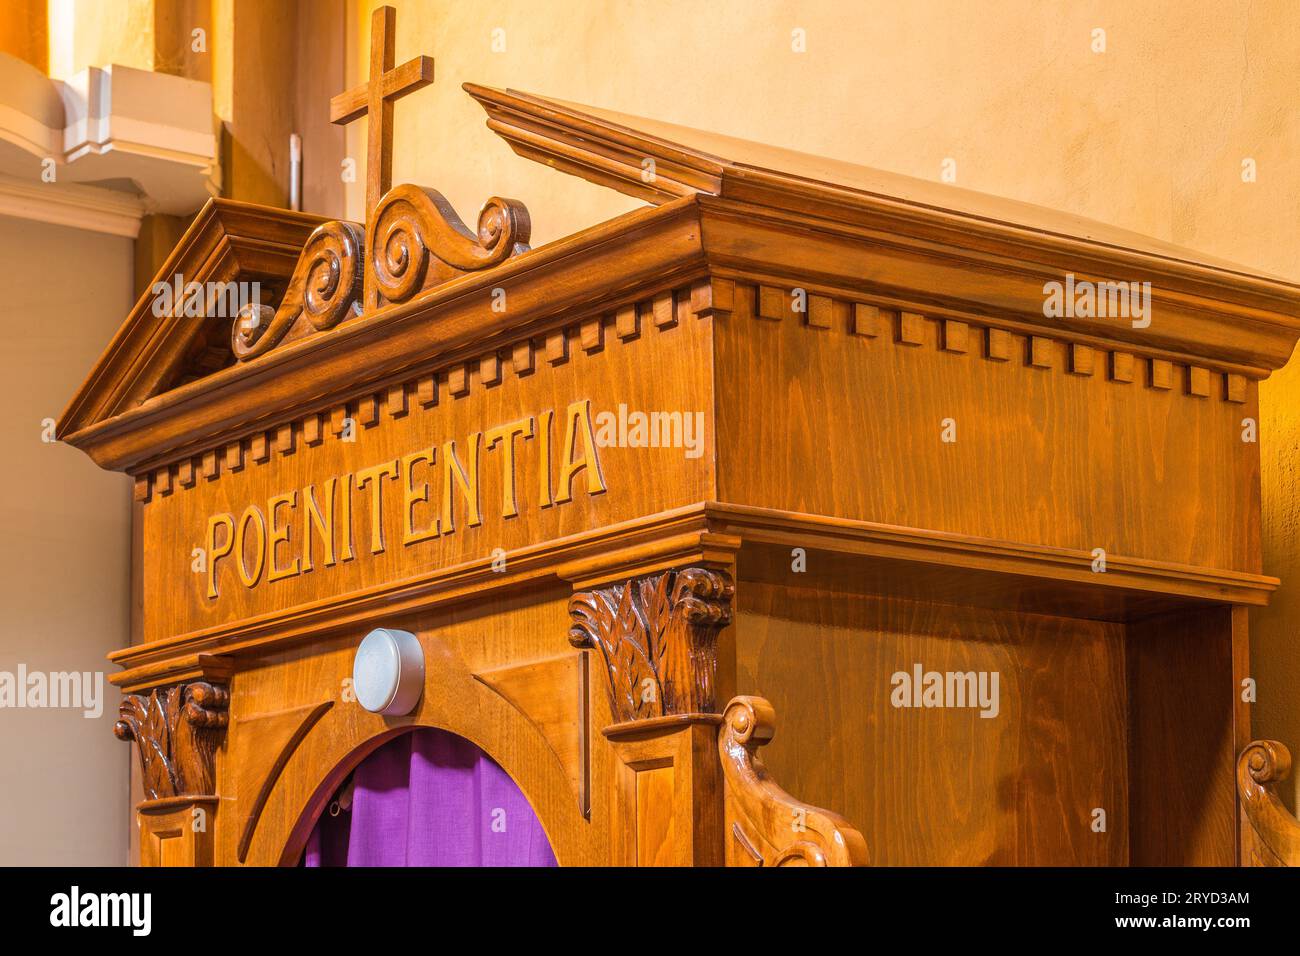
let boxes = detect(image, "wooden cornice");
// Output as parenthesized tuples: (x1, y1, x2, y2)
(697, 196, 1300, 373)
(469, 84, 1300, 371)
(465, 84, 725, 204)
(466, 84, 1296, 284)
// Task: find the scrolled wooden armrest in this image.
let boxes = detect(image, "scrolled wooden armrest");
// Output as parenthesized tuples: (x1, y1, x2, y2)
(718, 695, 868, 866)
(1238, 739, 1300, 866)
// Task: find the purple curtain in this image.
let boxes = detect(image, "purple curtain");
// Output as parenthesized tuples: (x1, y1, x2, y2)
(303, 728, 557, 867)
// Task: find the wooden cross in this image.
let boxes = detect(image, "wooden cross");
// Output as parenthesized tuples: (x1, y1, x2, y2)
(330, 4, 434, 308)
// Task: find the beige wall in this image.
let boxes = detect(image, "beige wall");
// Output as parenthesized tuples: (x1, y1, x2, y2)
(341, 0, 1300, 799)
(0, 215, 132, 864)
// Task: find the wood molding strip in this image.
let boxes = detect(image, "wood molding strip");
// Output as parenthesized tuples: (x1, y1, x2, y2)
(106, 501, 1276, 690)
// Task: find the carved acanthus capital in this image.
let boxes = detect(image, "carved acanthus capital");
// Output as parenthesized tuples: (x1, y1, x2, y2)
(719, 696, 868, 866)
(568, 567, 733, 724)
(114, 682, 230, 800)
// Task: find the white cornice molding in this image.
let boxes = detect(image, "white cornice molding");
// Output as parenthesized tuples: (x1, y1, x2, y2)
(0, 57, 218, 218)
(0, 175, 144, 237)
(0, 102, 61, 158)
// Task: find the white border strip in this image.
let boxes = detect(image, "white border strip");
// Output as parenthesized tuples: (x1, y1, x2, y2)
(0, 175, 144, 238)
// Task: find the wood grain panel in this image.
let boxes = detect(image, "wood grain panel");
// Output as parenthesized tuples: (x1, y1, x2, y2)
(473, 652, 590, 815)
(715, 283, 1261, 573)
(635, 766, 676, 866)
(139, 798, 217, 867)
(734, 583, 1128, 865)
(1127, 607, 1237, 865)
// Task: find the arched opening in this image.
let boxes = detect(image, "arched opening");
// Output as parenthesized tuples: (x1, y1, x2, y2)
(299, 727, 557, 866)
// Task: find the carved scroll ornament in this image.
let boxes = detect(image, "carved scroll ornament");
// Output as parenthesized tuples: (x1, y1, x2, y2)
(1238, 739, 1300, 866)
(569, 567, 733, 724)
(371, 184, 531, 306)
(719, 696, 868, 866)
(232, 219, 364, 361)
(114, 682, 230, 800)
(229, 186, 532, 359)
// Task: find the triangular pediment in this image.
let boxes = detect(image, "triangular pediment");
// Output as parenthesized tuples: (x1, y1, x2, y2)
(57, 198, 330, 443)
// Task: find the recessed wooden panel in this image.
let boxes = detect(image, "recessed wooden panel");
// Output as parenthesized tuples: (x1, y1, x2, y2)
(635, 766, 676, 867)
(1127, 607, 1239, 865)
(735, 584, 1128, 865)
(139, 800, 216, 867)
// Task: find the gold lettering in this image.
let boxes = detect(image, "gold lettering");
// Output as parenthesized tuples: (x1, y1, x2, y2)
(402, 448, 439, 544)
(199, 402, 612, 598)
(205, 513, 235, 599)
(355, 461, 398, 554)
(302, 478, 336, 573)
(236, 505, 267, 588)
(557, 399, 606, 503)
(484, 417, 533, 518)
(441, 433, 483, 534)
(537, 409, 554, 508)
(267, 491, 300, 582)
(338, 474, 355, 562)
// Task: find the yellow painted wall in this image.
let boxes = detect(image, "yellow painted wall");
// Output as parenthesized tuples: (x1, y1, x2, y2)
(1259, 360, 1300, 808)
(0, 0, 48, 73)
(47, 0, 156, 79)
(341, 0, 1300, 802)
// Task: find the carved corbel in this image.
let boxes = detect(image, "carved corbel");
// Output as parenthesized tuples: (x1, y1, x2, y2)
(568, 567, 733, 724)
(719, 696, 868, 866)
(1238, 739, 1300, 866)
(114, 681, 230, 800)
